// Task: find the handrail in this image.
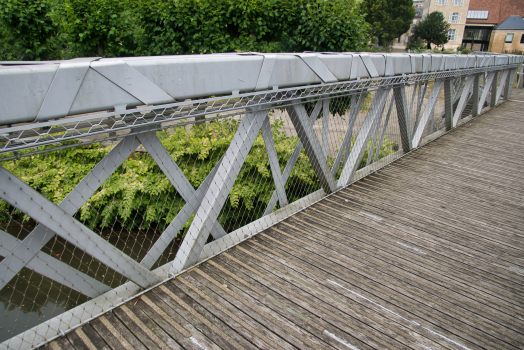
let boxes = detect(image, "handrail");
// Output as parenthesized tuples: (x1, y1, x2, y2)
(0, 52, 521, 349)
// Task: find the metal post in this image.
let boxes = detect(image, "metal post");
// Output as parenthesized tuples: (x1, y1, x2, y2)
(444, 78, 453, 131)
(471, 74, 480, 117)
(490, 71, 498, 107)
(393, 85, 412, 152)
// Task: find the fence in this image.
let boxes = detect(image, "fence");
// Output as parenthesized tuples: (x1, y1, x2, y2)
(0, 52, 522, 349)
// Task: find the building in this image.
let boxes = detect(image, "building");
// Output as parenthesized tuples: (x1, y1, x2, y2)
(422, 0, 471, 49)
(462, 0, 524, 51)
(488, 15, 524, 53)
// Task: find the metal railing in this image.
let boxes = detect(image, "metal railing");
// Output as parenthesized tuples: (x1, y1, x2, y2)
(0, 52, 522, 349)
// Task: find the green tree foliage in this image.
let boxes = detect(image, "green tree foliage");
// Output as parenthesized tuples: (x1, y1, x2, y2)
(411, 12, 450, 49)
(137, 0, 369, 55)
(0, 0, 62, 60)
(53, 0, 138, 57)
(1, 117, 397, 236)
(361, 0, 415, 47)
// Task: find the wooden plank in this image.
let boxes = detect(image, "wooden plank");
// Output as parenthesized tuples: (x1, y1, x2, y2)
(197, 262, 358, 350)
(134, 293, 222, 350)
(280, 217, 524, 340)
(112, 305, 170, 350)
(149, 286, 253, 350)
(285, 214, 524, 345)
(260, 225, 521, 349)
(42, 337, 74, 350)
(159, 280, 283, 350)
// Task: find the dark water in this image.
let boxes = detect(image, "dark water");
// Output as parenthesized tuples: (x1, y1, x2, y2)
(0, 220, 181, 343)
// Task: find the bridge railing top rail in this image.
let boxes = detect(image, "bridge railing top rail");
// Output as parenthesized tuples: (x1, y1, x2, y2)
(1, 53, 522, 126)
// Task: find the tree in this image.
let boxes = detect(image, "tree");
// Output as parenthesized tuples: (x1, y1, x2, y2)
(361, 0, 415, 47)
(0, 0, 63, 60)
(411, 11, 450, 49)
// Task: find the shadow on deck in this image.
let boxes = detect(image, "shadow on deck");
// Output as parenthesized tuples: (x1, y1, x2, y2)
(43, 91, 524, 350)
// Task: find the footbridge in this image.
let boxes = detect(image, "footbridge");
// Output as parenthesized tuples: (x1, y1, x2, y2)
(0, 52, 523, 350)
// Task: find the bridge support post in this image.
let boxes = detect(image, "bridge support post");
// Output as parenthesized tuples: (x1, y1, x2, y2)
(471, 74, 480, 117)
(393, 85, 412, 152)
(504, 68, 517, 101)
(490, 71, 499, 107)
(444, 78, 453, 131)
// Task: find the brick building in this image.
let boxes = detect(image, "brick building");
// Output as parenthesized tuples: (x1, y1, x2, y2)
(463, 0, 524, 51)
(488, 15, 524, 53)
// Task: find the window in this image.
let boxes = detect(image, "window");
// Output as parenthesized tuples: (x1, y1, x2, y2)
(448, 29, 458, 41)
(413, 19, 417, 24)
(435, 0, 447, 5)
(505, 33, 514, 43)
(452, 0, 464, 5)
(521, 35, 524, 44)
(467, 10, 489, 19)
(449, 12, 461, 23)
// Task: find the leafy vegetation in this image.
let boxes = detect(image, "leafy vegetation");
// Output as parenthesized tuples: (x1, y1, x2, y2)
(1, 115, 397, 236)
(0, 0, 63, 60)
(360, 0, 415, 47)
(0, 0, 369, 60)
(410, 12, 450, 50)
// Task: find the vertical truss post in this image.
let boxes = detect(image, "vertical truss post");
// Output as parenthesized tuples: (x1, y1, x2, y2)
(490, 71, 499, 107)
(444, 78, 453, 131)
(337, 88, 389, 187)
(495, 69, 510, 105)
(471, 74, 481, 117)
(171, 108, 268, 273)
(321, 99, 330, 159)
(393, 85, 412, 152)
(503, 68, 517, 101)
(261, 115, 288, 207)
(286, 102, 337, 194)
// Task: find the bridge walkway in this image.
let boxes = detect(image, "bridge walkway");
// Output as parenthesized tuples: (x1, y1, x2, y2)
(43, 93, 524, 350)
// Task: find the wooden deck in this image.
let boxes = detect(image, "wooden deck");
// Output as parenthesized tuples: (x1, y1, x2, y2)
(43, 94, 524, 350)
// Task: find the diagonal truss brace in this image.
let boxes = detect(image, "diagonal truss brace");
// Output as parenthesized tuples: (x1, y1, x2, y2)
(0, 166, 160, 288)
(337, 88, 390, 187)
(286, 102, 337, 194)
(137, 131, 227, 240)
(171, 108, 269, 273)
(452, 74, 475, 127)
(263, 100, 323, 216)
(0, 136, 140, 291)
(412, 79, 445, 148)
(332, 92, 367, 175)
(478, 71, 496, 113)
(261, 116, 288, 208)
(0, 229, 110, 298)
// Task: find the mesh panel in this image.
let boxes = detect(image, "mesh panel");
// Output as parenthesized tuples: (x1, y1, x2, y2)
(0, 64, 517, 349)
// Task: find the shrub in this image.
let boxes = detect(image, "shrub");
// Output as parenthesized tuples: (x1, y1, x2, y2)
(460, 48, 471, 55)
(1, 115, 397, 236)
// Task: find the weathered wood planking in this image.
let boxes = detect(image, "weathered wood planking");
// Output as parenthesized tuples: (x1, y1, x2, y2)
(43, 98, 524, 349)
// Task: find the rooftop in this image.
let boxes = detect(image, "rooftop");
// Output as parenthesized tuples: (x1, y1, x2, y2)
(494, 15, 524, 30)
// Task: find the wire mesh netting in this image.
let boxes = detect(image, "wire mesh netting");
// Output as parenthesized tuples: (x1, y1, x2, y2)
(0, 68, 515, 348)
